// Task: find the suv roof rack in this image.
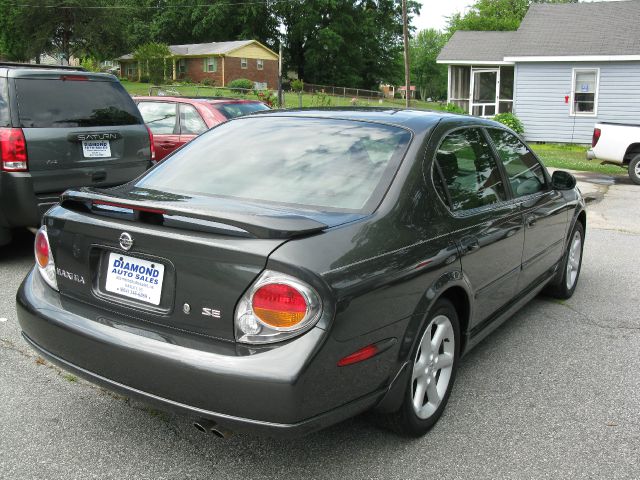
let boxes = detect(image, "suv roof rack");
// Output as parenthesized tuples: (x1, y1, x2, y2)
(0, 62, 86, 71)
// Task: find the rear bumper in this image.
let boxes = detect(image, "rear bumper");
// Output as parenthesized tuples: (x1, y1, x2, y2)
(16, 269, 403, 437)
(586, 149, 596, 160)
(0, 172, 56, 229)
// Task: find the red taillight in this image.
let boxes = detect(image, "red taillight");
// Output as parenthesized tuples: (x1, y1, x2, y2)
(0, 128, 28, 171)
(337, 344, 379, 367)
(252, 283, 308, 328)
(146, 126, 156, 162)
(592, 128, 601, 148)
(35, 230, 50, 268)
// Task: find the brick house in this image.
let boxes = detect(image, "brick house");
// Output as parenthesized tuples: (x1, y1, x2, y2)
(118, 40, 279, 88)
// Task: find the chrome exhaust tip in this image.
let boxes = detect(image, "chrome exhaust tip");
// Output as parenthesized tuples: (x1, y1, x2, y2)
(193, 419, 234, 439)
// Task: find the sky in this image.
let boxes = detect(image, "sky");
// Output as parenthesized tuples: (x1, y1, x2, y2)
(412, 0, 472, 32)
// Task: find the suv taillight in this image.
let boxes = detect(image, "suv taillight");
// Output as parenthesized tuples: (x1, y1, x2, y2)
(592, 128, 601, 148)
(0, 128, 28, 171)
(146, 126, 156, 162)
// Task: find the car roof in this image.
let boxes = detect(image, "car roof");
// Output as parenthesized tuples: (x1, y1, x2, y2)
(235, 108, 505, 133)
(133, 96, 265, 106)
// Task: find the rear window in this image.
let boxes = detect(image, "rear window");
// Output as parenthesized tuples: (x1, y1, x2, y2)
(15, 78, 142, 128)
(0, 78, 9, 127)
(137, 117, 412, 212)
(213, 102, 270, 119)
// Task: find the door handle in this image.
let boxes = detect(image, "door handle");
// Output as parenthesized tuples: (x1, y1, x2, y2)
(526, 215, 537, 227)
(160, 142, 176, 148)
(459, 235, 480, 254)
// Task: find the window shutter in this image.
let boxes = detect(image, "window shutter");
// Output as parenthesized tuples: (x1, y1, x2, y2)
(203, 58, 207, 73)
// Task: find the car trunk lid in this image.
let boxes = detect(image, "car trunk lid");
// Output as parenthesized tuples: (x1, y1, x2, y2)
(11, 72, 150, 194)
(46, 187, 358, 342)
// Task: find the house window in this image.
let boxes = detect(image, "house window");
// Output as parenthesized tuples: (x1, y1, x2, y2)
(177, 59, 187, 74)
(571, 68, 599, 116)
(126, 64, 137, 76)
(204, 57, 217, 73)
(257, 59, 264, 70)
(241, 58, 248, 69)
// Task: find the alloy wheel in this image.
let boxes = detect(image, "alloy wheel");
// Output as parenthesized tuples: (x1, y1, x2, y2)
(411, 315, 455, 419)
(566, 229, 582, 290)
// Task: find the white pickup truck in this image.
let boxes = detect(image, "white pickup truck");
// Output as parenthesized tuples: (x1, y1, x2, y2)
(587, 122, 640, 184)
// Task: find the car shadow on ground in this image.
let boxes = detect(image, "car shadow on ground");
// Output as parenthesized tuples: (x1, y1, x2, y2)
(0, 228, 34, 263)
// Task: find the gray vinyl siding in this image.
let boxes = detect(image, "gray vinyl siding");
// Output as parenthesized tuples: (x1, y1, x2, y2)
(514, 61, 640, 144)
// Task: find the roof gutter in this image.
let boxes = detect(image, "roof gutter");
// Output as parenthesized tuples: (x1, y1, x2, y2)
(504, 55, 640, 62)
(436, 60, 515, 65)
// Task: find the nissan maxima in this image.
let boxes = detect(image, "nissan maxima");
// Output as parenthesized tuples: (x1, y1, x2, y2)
(16, 109, 586, 437)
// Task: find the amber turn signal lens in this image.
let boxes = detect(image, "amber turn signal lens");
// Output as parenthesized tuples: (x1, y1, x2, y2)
(35, 231, 50, 268)
(252, 283, 308, 328)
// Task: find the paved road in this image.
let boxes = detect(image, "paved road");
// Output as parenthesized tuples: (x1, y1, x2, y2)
(1, 176, 639, 480)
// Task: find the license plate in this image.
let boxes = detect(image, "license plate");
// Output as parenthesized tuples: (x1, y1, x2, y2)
(105, 252, 164, 305)
(82, 140, 111, 158)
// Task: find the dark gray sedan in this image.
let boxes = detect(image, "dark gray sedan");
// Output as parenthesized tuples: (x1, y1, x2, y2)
(16, 109, 586, 437)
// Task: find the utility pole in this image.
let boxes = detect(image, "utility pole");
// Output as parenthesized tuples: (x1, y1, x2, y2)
(402, 0, 410, 108)
(277, 43, 283, 108)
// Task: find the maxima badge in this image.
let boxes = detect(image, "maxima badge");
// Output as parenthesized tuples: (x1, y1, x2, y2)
(119, 232, 134, 251)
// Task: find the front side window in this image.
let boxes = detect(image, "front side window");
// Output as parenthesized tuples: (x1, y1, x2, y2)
(435, 128, 507, 212)
(205, 57, 217, 73)
(571, 69, 598, 115)
(257, 59, 264, 70)
(488, 129, 546, 198)
(241, 58, 248, 69)
(137, 117, 412, 212)
(137, 101, 177, 135)
(180, 104, 207, 135)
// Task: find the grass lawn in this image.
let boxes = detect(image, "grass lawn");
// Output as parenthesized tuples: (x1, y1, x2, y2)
(531, 143, 626, 175)
(120, 80, 444, 110)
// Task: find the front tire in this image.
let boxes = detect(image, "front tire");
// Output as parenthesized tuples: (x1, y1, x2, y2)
(545, 221, 584, 299)
(382, 299, 460, 436)
(629, 155, 640, 185)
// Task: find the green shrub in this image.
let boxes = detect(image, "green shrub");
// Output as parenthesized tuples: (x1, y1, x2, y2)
(290, 79, 304, 92)
(139, 75, 150, 83)
(444, 103, 466, 114)
(201, 78, 215, 87)
(255, 90, 276, 107)
(227, 78, 254, 92)
(493, 112, 524, 134)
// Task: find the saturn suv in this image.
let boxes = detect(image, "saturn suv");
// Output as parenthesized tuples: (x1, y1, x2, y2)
(0, 62, 153, 246)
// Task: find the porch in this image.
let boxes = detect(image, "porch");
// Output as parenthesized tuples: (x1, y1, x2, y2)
(447, 65, 515, 117)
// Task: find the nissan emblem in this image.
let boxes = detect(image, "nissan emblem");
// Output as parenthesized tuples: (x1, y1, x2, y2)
(119, 232, 134, 251)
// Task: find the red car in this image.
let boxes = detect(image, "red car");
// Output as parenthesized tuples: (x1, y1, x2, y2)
(134, 96, 270, 161)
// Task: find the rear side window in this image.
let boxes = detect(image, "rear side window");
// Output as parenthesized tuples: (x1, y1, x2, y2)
(138, 101, 177, 135)
(213, 102, 270, 119)
(488, 129, 546, 197)
(15, 78, 141, 128)
(435, 128, 507, 212)
(180, 104, 207, 135)
(137, 117, 412, 212)
(0, 77, 10, 127)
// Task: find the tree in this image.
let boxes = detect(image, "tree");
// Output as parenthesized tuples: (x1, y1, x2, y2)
(0, 0, 132, 62)
(410, 29, 447, 101)
(133, 43, 172, 84)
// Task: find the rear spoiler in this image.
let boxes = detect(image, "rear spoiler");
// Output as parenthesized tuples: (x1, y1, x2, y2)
(60, 189, 328, 240)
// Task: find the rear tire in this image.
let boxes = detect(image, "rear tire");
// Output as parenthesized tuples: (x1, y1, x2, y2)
(629, 155, 640, 185)
(545, 221, 584, 299)
(380, 299, 460, 436)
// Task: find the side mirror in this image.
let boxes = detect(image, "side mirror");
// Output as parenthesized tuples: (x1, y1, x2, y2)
(551, 170, 577, 190)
